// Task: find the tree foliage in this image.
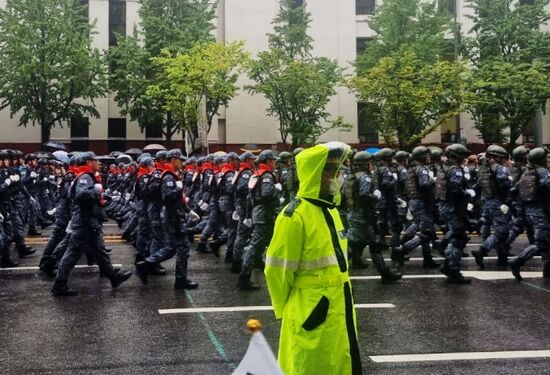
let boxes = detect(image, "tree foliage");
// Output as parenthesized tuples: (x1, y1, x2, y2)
(108, 0, 216, 146)
(462, 0, 550, 148)
(147, 42, 250, 147)
(0, 0, 107, 144)
(351, 0, 462, 150)
(247, 0, 348, 149)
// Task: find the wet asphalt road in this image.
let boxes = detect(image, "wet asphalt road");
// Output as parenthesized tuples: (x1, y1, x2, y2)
(1, 223, 550, 375)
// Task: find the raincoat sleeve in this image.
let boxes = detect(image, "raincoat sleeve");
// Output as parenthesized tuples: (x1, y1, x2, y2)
(265, 211, 303, 320)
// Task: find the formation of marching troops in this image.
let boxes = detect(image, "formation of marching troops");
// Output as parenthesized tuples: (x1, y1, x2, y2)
(1, 142, 549, 296)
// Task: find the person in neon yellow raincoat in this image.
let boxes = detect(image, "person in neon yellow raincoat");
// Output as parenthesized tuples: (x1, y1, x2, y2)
(265, 142, 362, 375)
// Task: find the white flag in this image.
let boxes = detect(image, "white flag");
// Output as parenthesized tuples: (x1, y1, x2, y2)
(232, 331, 284, 375)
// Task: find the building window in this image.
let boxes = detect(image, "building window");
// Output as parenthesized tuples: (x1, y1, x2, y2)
(109, 0, 126, 47)
(357, 102, 379, 143)
(108, 118, 127, 152)
(356, 37, 372, 56)
(71, 116, 90, 151)
(145, 122, 163, 139)
(356, 0, 375, 15)
(440, 115, 460, 144)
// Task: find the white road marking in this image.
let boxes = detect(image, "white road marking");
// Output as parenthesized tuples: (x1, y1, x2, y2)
(370, 349, 550, 363)
(351, 271, 543, 281)
(0, 264, 123, 271)
(369, 256, 542, 262)
(159, 303, 395, 314)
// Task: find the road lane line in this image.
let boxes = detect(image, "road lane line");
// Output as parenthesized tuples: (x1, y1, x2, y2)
(351, 271, 542, 281)
(159, 303, 395, 314)
(370, 349, 550, 363)
(0, 264, 123, 271)
(523, 282, 550, 293)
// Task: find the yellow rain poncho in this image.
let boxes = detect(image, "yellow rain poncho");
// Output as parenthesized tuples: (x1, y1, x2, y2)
(265, 142, 362, 375)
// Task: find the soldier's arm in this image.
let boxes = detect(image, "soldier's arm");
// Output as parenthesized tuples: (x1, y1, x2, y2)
(494, 165, 512, 188)
(448, 169, 469, 198)
(265, 210, 303, 319)
(161, 176, 181, 203)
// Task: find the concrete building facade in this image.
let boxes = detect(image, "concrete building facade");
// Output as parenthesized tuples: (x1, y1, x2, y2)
(0, 0, 549, 153)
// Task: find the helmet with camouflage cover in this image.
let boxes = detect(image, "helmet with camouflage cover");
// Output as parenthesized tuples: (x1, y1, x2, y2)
(512, 145, 529, 161)
(485, 145, 509, 159)
(353, 151, 373, 165)
(395, 150, 409, 161)
(279, 151, 292, 161)
(411, 146, 430, 161)
(429, 146, 443, 160)
(445, 144, 470, 160)
(376, 148, 394, 161)
(527, 147, 548, 165)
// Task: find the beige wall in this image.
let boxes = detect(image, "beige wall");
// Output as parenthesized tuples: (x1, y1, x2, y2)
(0, 0, 549, 149)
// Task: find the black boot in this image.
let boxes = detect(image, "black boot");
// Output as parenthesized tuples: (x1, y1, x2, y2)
(136, 261, 152, 285)
(447, 269, 471, 285)
(422, 256, 439, 269)
(196, 242, 211, 254)
(230, 261, 242, 274)
(0, 257, 18, 268)
(52, 279, 78, 296)
(174, 278, 199, 290)
(372, 253, 402, 284)
(380, 269, 403, 284)
(543, 261, 550, 279)
(472, 247, 487, 270)
(508, 258, 524, 281)
(351, 257, 369, 270)
(496, 253, 508, 268)
(40, 220, 53, 229)
(39, 257, 57, 277)
(224, 249, 233, 263)
(17, 245, 35, 258)
(438, 262, 450, 276)
(150, 264, 167, 276)
(134, 253, 145, 265)
(209, 241, 222, 258)
(237, 272, 261, 291)
(432, 239, 447, 256)
(28, 227, 42, 236)
(109, 270, 132, 288)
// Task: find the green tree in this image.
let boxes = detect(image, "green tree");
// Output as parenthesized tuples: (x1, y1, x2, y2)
(108, 0, 215, 147)
(351, 0, 462, 150)
(0, 0, 107, 145)
(247, 0, 348, 149)
(463, 0, 550, 148)
(147, 42, 250, 148)
(350, 49, 465, 150)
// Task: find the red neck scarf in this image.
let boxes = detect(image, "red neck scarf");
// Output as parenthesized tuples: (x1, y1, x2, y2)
(253, 163, 273, 177)
(137, 167, 149, 178)
(239, 162, 254, 173)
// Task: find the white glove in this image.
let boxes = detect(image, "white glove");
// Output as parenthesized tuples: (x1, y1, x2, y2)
(112, 196, 121, 201)
(42, 177, 48, 182)
(47, 208, 57, 216)
(113, 190, 119, 196)
(397, 198, 407, 208)
(467, 203, 474, 212)
(175, 181, 183, 190)
(188, 210, 200, 221)
(428, 171, 435, 180)
(500, 204, 510, 215)
(198, 200, 204, 207)
(232, 211, 240, 221)
(466, 189, 476, 198)
(124, 193, 131, 200)
(392, 173, 398, 180)
(30, 171, 37, 178)
(94, 183, 103, 193)
(508, 176, 514, 182)
(49, 175, 55, 180)
(274, 183, 282, 191)
(200, 202, 209, 211)
(0, 213, 3, 222)
(10, 175, 18, 182)
(464, 173, 471, 181)
(243, 218, 252, 228)
(4, 178, 11, 186)
(373, 189, 382, 200)
(406, 209, 413, 221)
(30, 197, 36, 204)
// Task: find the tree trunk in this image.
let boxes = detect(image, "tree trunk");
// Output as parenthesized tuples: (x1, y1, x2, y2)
(165, 114, 173, 149)
(41, 123, 50, 149)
